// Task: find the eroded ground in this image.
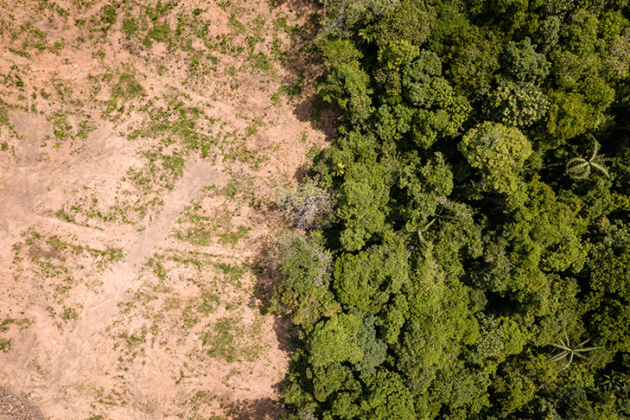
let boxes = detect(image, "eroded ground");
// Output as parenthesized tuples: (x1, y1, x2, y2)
(0, 1, 328, 418)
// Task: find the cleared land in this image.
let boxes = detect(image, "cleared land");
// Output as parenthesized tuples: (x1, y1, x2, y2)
(0, 0, 329, 418)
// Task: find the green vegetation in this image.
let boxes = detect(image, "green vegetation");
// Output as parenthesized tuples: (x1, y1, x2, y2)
(274, 0, 630, 419)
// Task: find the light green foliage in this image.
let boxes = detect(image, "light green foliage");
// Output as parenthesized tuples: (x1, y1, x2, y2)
(333, 233, 409, 313)
(475, 316, 529, 361)
(398, 152, 453, 230)
(378, 294, 408, 345)
(402, 50, 442, 106)
(311, 362, 360, 403)
(458, 122, 532, 195)
(374, 40, 419, 104)
(484, 80, 549, 127)
(536, 16, 561, 54)
(425, 361, 491, 417)
(336, 162, 389, 251)
(375, 103, 414, 142)
(400, 51, 471, 147)
(308, 313, 364, 367)
(545, 84, 614, 147)
(587, 223, 630, 302)
(374, 0, 436, 46)
(493, 370, 536, 413)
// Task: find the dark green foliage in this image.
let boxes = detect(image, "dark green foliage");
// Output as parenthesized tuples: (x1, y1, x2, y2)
(501, 38, 550, 84)
(319, 40, 373, 124)
(274, 0, 630, 417)
(271, 235, 340, 330)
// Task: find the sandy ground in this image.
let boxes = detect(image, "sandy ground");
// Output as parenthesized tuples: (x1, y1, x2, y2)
(0, 0, 330, 418)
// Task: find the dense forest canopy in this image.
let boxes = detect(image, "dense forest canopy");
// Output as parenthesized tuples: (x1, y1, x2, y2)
(273, 0, 630, 418)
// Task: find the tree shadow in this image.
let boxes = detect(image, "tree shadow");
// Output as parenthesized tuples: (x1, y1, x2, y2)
(272, 0, 340, 143)
(0, 385, 46, 420)
(248, 233, 299, 355)
(226, 396, 286, 420)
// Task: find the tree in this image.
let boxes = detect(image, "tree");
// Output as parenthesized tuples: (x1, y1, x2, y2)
(336, 162, 389, 251)
(458, 122, 532, 196)
(272, 234, 340, 330)
(359, 370, 417, 420)
(484, 80, 549, 127)
(319, 39, 374, 124)
(333, 232, 409, 313)
(501, 37, 550, 84)
(565, 136, 613, 179)
(277, 178, 336, 230)
(308, 312, 364, 367)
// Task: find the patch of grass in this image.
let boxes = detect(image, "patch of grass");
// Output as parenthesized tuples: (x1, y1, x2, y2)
(112, 74, 145, 100)
(0, 338, 11, 353)
(146, 256, 166, 280)
(218, 226, 251, 246)
(201, 317, 264, 362)
(213, 262, 248, 281)
(61, 306, 79, 321)
(197, 291, 220, 314)
(47, 111, 73, 142)
(201, 317, 239, 362)
(148, 24, 171, 42)
(250, 51, 272, 71)
(48, 237, 67, 251)
(99, 4, 118, 30)
(88, 246, 124, 264)
(9, 48, 30, 58)
(122, 18, 137, 37)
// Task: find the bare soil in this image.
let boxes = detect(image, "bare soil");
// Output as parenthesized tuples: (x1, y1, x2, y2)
(0, 1, 329, 418)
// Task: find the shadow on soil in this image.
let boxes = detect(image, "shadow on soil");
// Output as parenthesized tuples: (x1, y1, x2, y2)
(227, 396, 286, 420)
(273, 0, 339, 143)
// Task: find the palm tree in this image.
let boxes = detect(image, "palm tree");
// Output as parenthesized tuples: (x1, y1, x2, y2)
(565, 135, 614, 180)
(547, 332, 602, 372)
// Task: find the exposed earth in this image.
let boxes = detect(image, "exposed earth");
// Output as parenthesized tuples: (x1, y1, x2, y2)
(0, 0, 330, 418)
